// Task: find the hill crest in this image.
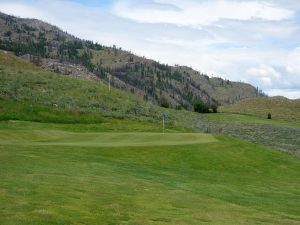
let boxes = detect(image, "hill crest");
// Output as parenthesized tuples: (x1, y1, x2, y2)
(0, 11, 266, 109)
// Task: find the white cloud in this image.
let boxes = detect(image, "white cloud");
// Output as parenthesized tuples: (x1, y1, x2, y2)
(112, 0, 295, 27)
(266, 89, 300, 99)
(247, 65, 282, 78)
(0, 2, 47, 19)
(261, 77, 272, 86)
(144, 35, 227, 48)
(286, 47, 300, 74)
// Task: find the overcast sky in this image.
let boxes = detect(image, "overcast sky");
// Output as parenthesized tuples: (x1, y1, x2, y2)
(1, 0, 300, 99)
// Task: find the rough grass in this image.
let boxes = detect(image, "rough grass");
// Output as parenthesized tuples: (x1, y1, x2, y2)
(220, 97, 300, 121)
(0, 98, 104, 124)
(204, 113, 300, 128)
(0, 51, 151, 119)
(0, 121, 299, 225)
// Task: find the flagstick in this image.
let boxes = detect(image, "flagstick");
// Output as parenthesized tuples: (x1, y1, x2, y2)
(108, 75, 111, 91)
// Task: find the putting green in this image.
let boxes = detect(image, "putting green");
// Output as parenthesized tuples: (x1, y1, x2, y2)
(0, 129, 217, 147)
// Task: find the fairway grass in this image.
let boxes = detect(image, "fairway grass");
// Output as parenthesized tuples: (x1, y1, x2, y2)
(0, 120, 300, 225)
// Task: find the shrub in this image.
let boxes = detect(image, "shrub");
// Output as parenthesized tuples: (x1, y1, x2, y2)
(194, 100, 210, 113)
(175, 105, 182, 110)
(267, 112, 272, 119)
(159, 96, 170, 108)
(211, 104, 218, 113)
(4, 31, 12, 37)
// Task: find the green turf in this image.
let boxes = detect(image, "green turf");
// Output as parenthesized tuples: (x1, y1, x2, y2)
(0, 120, 299, 225)
(0, 126, 216, 147)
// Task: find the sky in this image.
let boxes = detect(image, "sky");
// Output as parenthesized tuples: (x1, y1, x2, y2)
(0, 0, 300, 99)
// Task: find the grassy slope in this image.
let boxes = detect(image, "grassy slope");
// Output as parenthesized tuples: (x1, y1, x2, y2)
(0, 121, 300, 224)
(221, 97, 300, 121)
(0, 50, 299, 154)
(0, 51, 149, 118)
(205, 113, 300, 128)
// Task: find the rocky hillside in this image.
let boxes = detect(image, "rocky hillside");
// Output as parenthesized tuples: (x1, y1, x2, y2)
(0, 12, 264, 109)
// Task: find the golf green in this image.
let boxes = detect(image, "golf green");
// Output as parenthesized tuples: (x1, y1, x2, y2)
(0, 129, 216, 147)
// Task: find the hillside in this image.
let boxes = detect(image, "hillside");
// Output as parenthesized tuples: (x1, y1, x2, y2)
(0, 11, 264, 109)
(1, 50, 299, 155)
(221, 98, 300, 121)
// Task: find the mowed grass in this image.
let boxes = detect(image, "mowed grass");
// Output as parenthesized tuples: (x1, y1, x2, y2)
(0, 121, 300, 225)
(0, 123, 215, 147)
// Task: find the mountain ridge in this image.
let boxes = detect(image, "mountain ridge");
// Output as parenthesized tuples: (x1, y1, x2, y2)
(0, 11, 266, 109)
